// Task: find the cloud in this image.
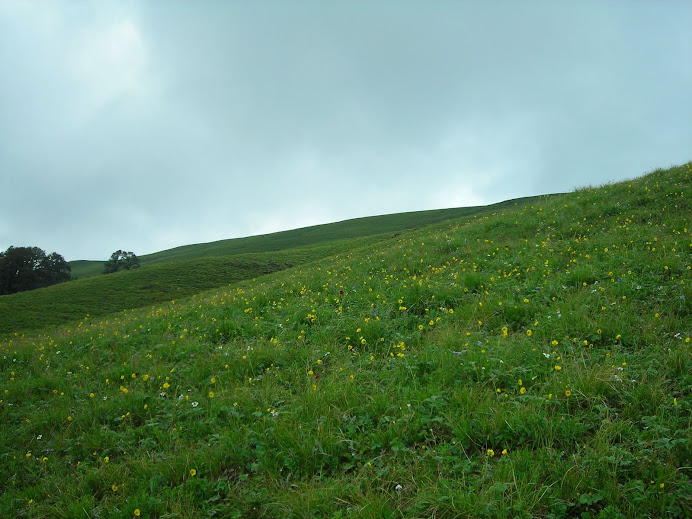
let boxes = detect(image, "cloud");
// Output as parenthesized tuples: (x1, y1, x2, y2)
(69, 18, 152, 116)
(1, 1, 690, 261)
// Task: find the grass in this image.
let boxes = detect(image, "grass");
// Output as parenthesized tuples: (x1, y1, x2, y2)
(0, 236, 384, 335)
(3, 196, 554, 336)
(0, 162, 690, 518)
(68, 195, 556, 279)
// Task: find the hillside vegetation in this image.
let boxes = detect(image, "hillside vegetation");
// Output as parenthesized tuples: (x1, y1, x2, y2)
(0, 236, 385, 335)
(68, 196, 553, 279)
(1, 163, 690, 518)
(3, 195, 551, 336)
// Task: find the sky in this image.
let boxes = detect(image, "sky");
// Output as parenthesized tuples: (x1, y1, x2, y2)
(1, 1, 691, 262)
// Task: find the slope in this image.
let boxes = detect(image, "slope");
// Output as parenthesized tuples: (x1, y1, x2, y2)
(69, 196, 553, 279)
(3, 195, 554, 336)
(0, 235, 384, 335)
(0, 163, 690, 518)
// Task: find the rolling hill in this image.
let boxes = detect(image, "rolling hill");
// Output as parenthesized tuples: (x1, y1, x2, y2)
(2, 194, 554, 335)
(68, 196, 555, 280)
(0, 162, 690, 518)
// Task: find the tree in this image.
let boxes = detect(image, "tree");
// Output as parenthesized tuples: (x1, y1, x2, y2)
(104, 250, 141, 274)
(0, 246, 71, 295)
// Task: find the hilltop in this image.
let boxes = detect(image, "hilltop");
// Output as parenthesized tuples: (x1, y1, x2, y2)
(0, 163, 690, 518)
(68, 195, 555, 279)
(1, 194, 552, 335)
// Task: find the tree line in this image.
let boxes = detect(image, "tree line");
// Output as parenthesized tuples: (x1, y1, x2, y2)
(0, 246, 141, 295)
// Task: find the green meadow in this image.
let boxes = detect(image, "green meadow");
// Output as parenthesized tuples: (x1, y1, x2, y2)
(0, 237, 383, 335)
(2, 195, 551, 336)
(0, 163, 690, 518)
(68, 196, 553, 280)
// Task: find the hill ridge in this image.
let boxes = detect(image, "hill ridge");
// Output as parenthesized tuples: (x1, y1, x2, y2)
(69, 193, 557, 278)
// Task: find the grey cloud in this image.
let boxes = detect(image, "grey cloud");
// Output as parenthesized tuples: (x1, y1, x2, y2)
(1, 1, 690, 260)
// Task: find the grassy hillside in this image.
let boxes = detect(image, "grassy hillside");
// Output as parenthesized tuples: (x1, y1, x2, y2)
(3, 196, 554, 336)
(69, 196, 553, 279)
(0, 163, 690, 518)
(0, 235, 386, 335)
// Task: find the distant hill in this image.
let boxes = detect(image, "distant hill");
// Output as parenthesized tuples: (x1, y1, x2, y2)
(69, 196, 555, 279)
(2, 194, 555, 335)
(0, 235, 382, 335)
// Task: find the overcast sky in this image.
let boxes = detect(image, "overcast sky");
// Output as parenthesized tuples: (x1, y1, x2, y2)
(1, 1, 690, 261)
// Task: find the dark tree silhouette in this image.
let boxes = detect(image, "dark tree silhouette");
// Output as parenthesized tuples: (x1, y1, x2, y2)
(0, 246, 71, 295)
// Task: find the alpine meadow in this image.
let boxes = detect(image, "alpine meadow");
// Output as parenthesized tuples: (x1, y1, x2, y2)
(0, 163, 690, 518)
